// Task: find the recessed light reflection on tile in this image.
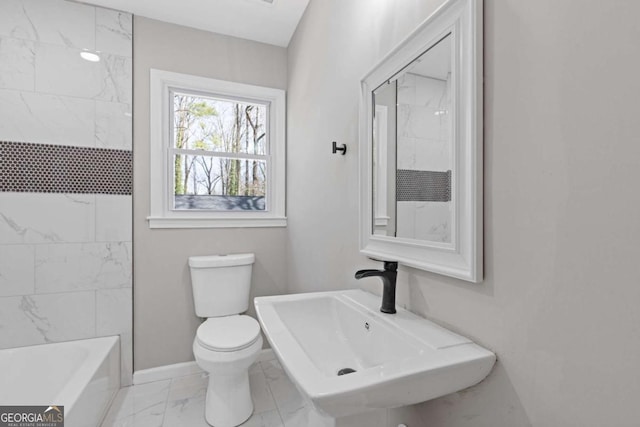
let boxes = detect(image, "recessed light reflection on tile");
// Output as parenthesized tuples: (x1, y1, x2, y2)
(80, 50, 101, 62)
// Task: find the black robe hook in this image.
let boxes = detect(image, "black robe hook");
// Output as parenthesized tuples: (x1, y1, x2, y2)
(332, 141, 347, 155)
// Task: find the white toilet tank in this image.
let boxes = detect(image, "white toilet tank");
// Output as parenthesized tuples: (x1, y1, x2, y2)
(189, 253, 255, 318)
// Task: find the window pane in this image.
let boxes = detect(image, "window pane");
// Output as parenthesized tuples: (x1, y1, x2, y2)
(173, 93, 267, 155)
(173, 154, 266, 211)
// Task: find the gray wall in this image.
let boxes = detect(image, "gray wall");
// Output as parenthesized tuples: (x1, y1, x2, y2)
(133, 17, 288, 370)
(288, 0, 640, 426)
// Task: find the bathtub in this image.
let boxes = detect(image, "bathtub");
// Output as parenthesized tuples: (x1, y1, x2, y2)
(0, 336, 120, 427)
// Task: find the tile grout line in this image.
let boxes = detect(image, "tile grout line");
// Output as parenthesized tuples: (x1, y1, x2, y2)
(94, 289, 98, 338)
(250, 364, 285, 426)
(259, 360, 287, 426)
(160, 375, 180, 426)
(0, 85, 133, 106)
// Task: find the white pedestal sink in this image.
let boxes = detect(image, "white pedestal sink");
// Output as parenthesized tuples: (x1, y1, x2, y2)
(255, 289, 495, 426)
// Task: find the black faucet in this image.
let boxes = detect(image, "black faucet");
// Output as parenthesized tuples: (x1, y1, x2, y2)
(355, 261, 398, 314)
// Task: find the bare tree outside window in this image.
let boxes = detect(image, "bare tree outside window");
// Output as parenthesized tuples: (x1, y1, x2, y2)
(171, 92, 268, 211)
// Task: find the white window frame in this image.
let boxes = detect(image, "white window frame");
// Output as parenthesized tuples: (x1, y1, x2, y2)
(148, 69, 286, 229)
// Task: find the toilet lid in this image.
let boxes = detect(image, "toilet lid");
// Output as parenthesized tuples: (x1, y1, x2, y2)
(196, 315, 261, 352)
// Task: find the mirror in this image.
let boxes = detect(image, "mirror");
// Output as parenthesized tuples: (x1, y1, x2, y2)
(373, 33, 453, 243)
(360, 0, 482, 282)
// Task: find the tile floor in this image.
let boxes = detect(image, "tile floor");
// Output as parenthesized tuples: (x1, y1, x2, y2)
(101, 358, 311, 427)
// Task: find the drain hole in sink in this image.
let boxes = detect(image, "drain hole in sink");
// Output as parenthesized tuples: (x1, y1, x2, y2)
(337, 368, 357, 376)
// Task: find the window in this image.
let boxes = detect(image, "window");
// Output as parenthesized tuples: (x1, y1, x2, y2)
(171, 92, 268, 211)
(149, 70, 286, 228)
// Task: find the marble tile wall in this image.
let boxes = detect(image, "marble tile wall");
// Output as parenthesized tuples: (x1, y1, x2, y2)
(396, 72, 452, 243)
(0, 0, 133, 385)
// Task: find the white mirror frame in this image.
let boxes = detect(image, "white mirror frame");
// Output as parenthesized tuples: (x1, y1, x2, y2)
(359, 0, 483, 282)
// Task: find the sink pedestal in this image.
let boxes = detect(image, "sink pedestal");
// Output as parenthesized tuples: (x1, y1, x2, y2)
(307, 405, 387, 427)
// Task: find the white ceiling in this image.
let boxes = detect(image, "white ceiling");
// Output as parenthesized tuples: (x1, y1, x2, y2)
(79, 0, 310, 47)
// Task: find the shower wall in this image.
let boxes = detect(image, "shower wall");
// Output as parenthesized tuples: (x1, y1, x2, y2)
(396, 72, 452, 242)
(0, 0, 133, 384)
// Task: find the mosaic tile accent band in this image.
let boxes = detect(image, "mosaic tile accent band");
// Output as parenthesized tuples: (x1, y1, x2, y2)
(396, 169, 451, 202)
(0, 141, 132, 195)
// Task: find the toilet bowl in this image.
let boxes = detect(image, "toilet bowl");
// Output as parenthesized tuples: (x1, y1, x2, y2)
(188, 253, 261, 427)
(193, 315, 263, 426)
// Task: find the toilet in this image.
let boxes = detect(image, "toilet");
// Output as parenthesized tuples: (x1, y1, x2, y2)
(189, 253, 262, 427)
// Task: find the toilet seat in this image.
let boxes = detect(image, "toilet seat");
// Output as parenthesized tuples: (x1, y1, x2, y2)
(196, 315, 261, 352)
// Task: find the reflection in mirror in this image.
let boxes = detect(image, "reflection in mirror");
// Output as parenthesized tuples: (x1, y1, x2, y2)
(372, 34, 453, 243)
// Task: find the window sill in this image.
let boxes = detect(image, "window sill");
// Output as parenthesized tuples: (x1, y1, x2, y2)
(147, 216, 287, 229)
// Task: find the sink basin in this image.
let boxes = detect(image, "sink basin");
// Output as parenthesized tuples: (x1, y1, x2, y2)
(254, 289, 495, 419)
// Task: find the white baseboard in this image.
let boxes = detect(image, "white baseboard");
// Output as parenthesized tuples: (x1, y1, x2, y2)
(133, 349, 275, 385)
(133, 361, 202, 385)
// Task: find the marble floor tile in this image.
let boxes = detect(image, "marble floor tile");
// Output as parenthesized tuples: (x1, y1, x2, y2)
(101, 360, 295, 427)
(250, 369, 278, 414)
(162, 392, 208, 427)
(101, 380, 171, 427)
(241, 409, 283, 427)
(167, 372, 208, 401)
(249, 360, 263, 375)
(260, 360, 306, 419)
(280, 402, 313, 427)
